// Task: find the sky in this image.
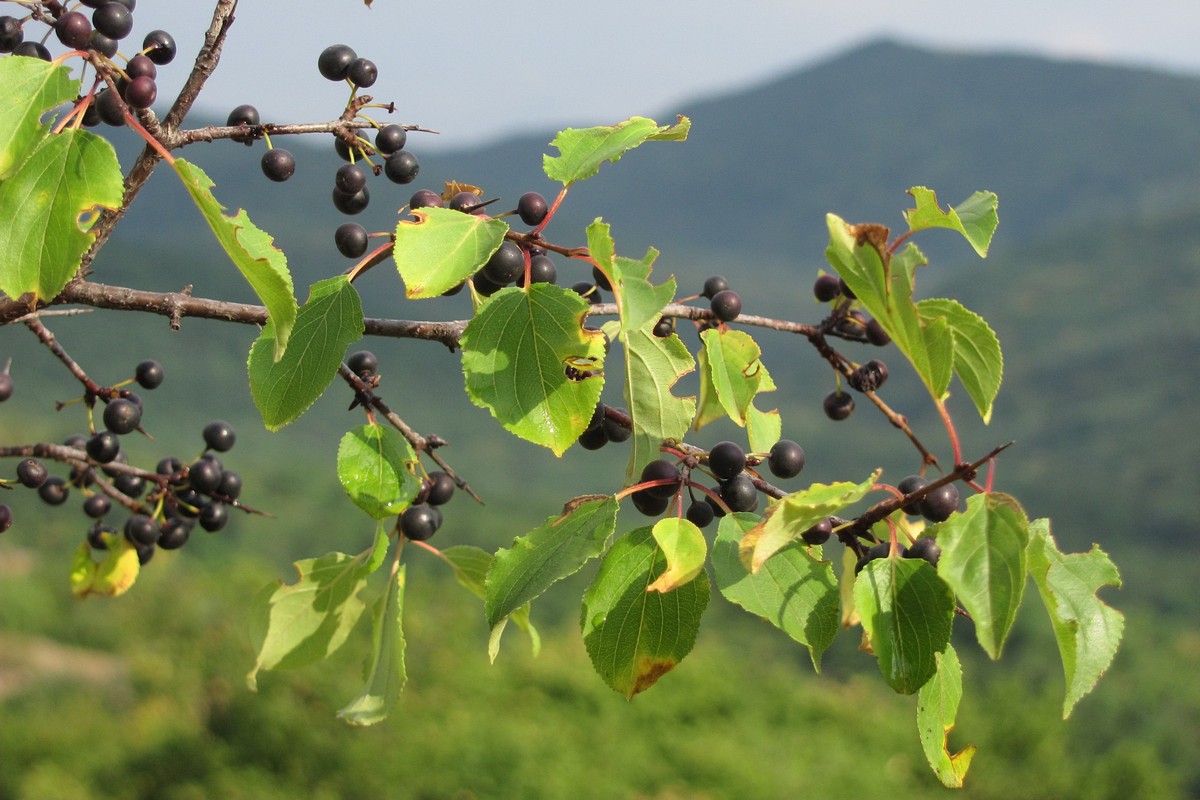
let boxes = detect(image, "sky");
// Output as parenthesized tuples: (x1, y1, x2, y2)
(127, 1, 1200, 150)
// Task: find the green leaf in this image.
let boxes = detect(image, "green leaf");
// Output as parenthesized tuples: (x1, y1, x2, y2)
(740, 470, 880, 573)
(171, 159, 297, 360)
(696, 328, 776, 427)
(338, 563, 407, 726)
(622, 327, 697, 482)
(587, 219, 672, 335)
(392, 206, 509, 298)
(1027, 519, 1124, 718)
(903, 186, 999, 258)
(246, 531, 387, 689)
(443, 545, 540, 659)
(854, 554, 955, 694)
(916, 298, 1004, 423)
(0, 56, 76, 180)
(247, 276, 364, 431)
(336, 423, 420, 519)
(580, 526, 709, 698)
(745, 404, 782, 454)
(825, 218, 954, 401)
(916, 644, 977, 787)
(712, 513, 839, 670)
(543, 116, 690, 185)
(485, 495, 619, 628)
(461, 284, 606, 455)
(934, 492, 1029, 659)
(0, 129, 122, 303)
(647, 517, 707, 593)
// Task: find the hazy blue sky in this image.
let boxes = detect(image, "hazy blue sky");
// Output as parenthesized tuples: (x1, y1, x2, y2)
(135, 1, 1199, 149)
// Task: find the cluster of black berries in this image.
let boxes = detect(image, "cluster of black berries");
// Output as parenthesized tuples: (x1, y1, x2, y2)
(700, 275, 743, 323)
(627, 438, 807, 526)
(851, 475, 959, 574)
(576, 402, 632, 451)
(1, 4, 176, 124)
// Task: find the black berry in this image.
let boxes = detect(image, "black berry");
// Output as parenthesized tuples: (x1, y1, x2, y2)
(318, 44, 358, 81)
(383, 150, 420, 184)
(449, 191, 483, 214)
(125, 514, 159, 546)
(920, 483, 960, 523)
(400, 503, 440, 541)
(83, 493, 111, 518)
(158, 517, 192, 550)
(517, 192, 548, 226)
(261, 149, 296, 182)
(335, 163, 367, 195)
(482, 242, 524, 286)
(226, 104, 260, 144)
(38, 476, 69, 505)
(332, 186, 370, 215)
(17, 458, 48, 489)
(640, 459, 681, 499)
(216, 470, 242, 500)
(347, 57, 377, 87)
(601, 410, 631, 444)
(92, 3, 133, 40)
(346, 350, 377, 377)
(822, 390, 854, 421)
(123, 76, 157, 109)
(199, 502, 229, 532)
(865, 318, 891, 346)
(813, 274, 841, 302)
(409, 189, 443, 209)
(86, 431, 121, 463)
(518, 255, 557, 286)
(686, 500, 715, 529)
(719, 474, 758, 513)
(134, 359, 164, 389)
(591, 266, 613, 292)
(142, 29, 176, 64)
(202, 420, 236, 452)
(0, 16, 24, 53)
(13, 42, 51, 61)
(103, 398, 142, 434)
(55, 12, 93, 49)
(375, 125, 407, 155)
(425, 471, 455, 506)
(848, 359, 889, 393)
(710, 290, 742, 322)
(188, 459, 222, 494)
(801, 517, 833, 546)
(631, 489, 670, 517)
(652, 317, 675, 338)
(701, 276, 729, 299)
(708, 441, 746, 481)
(0, 372, 12, 401)
(896, 475, 929, 515)
(905, 536, 942, 567)
(768, 439, 806, 479)
(334, 222, 369, 258)
(114, 472, 145, 498)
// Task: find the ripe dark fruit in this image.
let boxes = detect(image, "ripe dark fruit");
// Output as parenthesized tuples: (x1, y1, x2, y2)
(801, 517, 833, 546)
(334, 222, 369, 258)
(96, 89, 125, 127)
(571, 281, 600, 304)
(719, 474, 759, 513)
(332, 186, 370, 214)
(838, 278, 857, 300)
(686, 500, 715, 529)
(199, 502, 230, 532)
(708, 441, 746, 481)
(383, 151, 420, 184)
(217, 470, 242, 500)
(577, 425, 607, 451)
(103, 398, 142, 434)
(449, 191, 482, 214)
(905, 536, 942, 567)
(158, 518, 192, 550)
(86, 432, 121, 463)
(93, 3, 133, 40)
(142, 29, 176, 64)
(335, 163, 367, 195)
(262, 149, 296, 182)
(0, 504, 11, 533)
(483, 241, 524, 286)
(156, 456, 183, 478)
(768, 439, 806, 479)
(126, 54, 156, 81)
(400, 504, 440, 541)
(39, 477, 69, 505)
(56, 12, 93, 49)
(520, 255, 557, 286)
(409, 189, 443, 209)
(87, 522, 114, 549)
(920, 483, 960, 523)
(517, 192, 548, 226)
(188, 459, 222, 494)
(856, 541, 896, 575)
(896, 475, 929, 515)
(602, 410, 631, 444)
(83, 494, 111, 519)
(346, 350, 378, 377)
(375, 125, 407, 155)
(13, 41, 51, 61)
(640, 459, 681, 499)
(652, 317, 675, 338)
(347, 57, 378, 87)
(318, 44, 358, 81)
(822, 390, 854, 421)
(114, 472, 145, 498)
(226, 104, 260, 144)
(865, 318, 891, 346)
(202, 420, 236, 452)
(0, 17, 24, 53)
(17, 458, 48, 489)
(591, 266, 613, 292)
(135, 359, 164, 389)
(425, 471, 455, 506)
(710, 289, 742, 322)
(0, 372, 12, 401)
(813, 274, 841, 302)
(123, 76, 157, 109)
(125, 514, 159, 546)
(88, 31, 117, 57)
(631, 490, 670, 517)
(701, 275, 729, 299)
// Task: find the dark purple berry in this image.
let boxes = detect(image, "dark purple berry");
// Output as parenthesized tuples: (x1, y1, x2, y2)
(382, 150, 420, 184)
(631, 489, 670, 517)
(701, 275, 729, 299)
(13, 41, 51, 61)
(83, 493, 111, 518)
(905, 536, 942, 567)
(719, 474, 758, 513)
(332, 186, 370, 214)
(346, 57, 377, 87)
(652, 317, 675, 338)
(38, 477, 69, 505)
(409, 189, 443, 209)
(449, 191, 482, 214)
(17, 458, 48, 489)
(217, 470, 242, 500)
(134, 359, 163, 389)
(158, 517, 192, 550)
(202, 420, 236, 452)
(92, 3, 133, 40)
(0, 17, 24, 53)
(708, 441, 746, 481)
(261, 149, 296, 182)
(55, 12, 93, 49)
(375, 125, 407, 155)
(482, 241, 524, 286)
(227, 104, 259, 145)
(601, 410, 631, 443)
(838, 278, 857, 300)
(199, 502, 229, 532)
(346, 350, 377, 377)
(897, 475, 929, 515)
(848, 359, 889, 393)
(87, 522, 115, 549)
(86, 432, 121, 463)
(142, 29, 176, 64)
(577, 425, 608, 451)
(710, 290, 742, 322)
(425, 471, 455, 506)
(517, 192, 548, 226)
(822, 390, 854, 421)
(518, 254, 557, 286)
(114, 472, 145, 498)
(571, 281, 600, 305)
(125, 514, 159, 546)
(335, 163, 367, 195)
(188, 459, 222, 494)
(640, 459, 681, 499)
(591, 266, 612, 292)
(400, 503, 440, 541)
(88, 30, 117, 57)
(334, 222, 369, 258)
(768, 440, 806, 479)
(95, 89, 125, 126)
(318, 44, 358, 81)
(801, 517, 833, 546)
(123, 76, 157, 109)
(865, 318, 891, 346)
(813, 274, 841, 302)
(686, 500, 715, 529)
(920, 483, 960, 523)
(103, 398, 141, 434)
